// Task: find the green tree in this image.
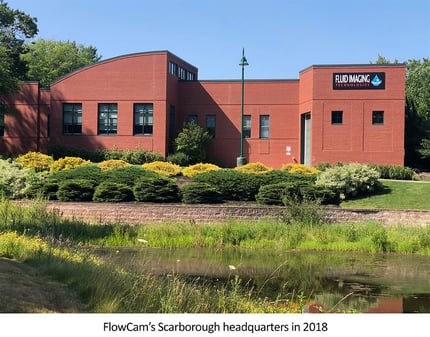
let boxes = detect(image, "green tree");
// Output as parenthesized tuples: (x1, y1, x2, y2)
(373, 55, 430, 168)
(21, 39, 101, 87)
(174, 122, 212, 164)
(0, 0, 38, 96)
(405, 59, 430, 168)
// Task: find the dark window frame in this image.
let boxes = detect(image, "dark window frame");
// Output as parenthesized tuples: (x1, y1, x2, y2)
(63, 103, 82, 135)
(259, 115, 270, 139)
(243, 115, 251, 139)
(133, 103, 153, 136)
(206, 114, 216, 138)
(372, 111, 384, 125)
(331, 110, 343, 125)
(98, 103, 118, 135)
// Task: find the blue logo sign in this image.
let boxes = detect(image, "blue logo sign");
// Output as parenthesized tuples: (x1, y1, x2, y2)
(371, 74, 383, 87)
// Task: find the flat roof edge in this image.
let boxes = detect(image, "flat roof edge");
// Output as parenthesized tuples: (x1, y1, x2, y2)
(300, 63, 406, 73)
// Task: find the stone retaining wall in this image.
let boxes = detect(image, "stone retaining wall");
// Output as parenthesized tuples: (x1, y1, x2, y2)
(45, 202, 430, 227)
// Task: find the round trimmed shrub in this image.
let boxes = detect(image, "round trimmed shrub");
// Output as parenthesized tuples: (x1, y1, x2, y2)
(134, 176, 180, 202)
(50, 156, 91, 173)
(93, 182, 134, 202)
(108, 166, 160, 187)
(25, 180, 59, 200)
(142, 161, 182, 177)
(16, 151, 54, 172)
(56, 179, 96, 201)
(281, 163, 320, 175)
(256, 181, 339, 206)
(234, 162, 272, 174)
(182, 163, 221, 178)
(98, 159, 130, 171)
(49, 165, 106, 185)
(180, 182, 223, 204)
(193, 169, 261, 201)
(166, 152, 190, 166)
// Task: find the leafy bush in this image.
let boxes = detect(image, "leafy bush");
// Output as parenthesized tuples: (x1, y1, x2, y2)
(16, 152, 54, 172)
(50, 156, 91, 173)
(256, 181, 339, 206)
(283, 194, 325, 227)
(142, 161, 182, 177)
(0, 159, 33, 199)
(98, 159, 131, 171)
(194, 169, 316, 201)
(93, 182, 134, 202)
(48, 144, 163, 164)
(281, 163, 320, 175)
(234, 162, 272, 174)
(49, 165, 106, 185)
(388, 165, 415, 180)
(107, 166, 159, 187)
(166, 152, 191, 166)
(182, 163, 221, 178)
(134, 176, 180, 202)
(56, 179, 97, 201)
(25, 173, 59, 200)
(193, 169, 260, 201)
(315, 163, 382, 199)
(180, 182, 223, 204)
(174, 122, 212, 164)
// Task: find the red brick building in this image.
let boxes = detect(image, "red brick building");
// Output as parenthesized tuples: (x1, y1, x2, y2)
(0, 50, 405, 168)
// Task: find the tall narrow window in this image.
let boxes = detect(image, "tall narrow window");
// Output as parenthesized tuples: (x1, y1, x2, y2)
(259, 115, 270, 139)
(206, 115, 216, 138)
(243, 115, 251, 138)
(63, 103, 82, 135)
(134, 103, 153, 135)
(98, 103, 117, 135)
(372, 111, 384, 125)
(331, 111, 343, 125)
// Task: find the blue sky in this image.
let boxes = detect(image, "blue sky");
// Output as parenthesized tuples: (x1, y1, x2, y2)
(6, 0, 430, 80)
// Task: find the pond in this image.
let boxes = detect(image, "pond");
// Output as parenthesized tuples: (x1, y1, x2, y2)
(94, 247, 430, 313)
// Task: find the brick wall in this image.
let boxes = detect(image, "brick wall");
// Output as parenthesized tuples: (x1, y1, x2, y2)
(45, 202, 430, 227)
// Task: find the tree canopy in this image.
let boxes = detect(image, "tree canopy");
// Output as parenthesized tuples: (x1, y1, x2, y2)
(0, 0, 38, 96)
(21, 39, 102, 87)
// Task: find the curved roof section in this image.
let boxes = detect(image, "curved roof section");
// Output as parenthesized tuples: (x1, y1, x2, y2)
(50, 50, 198, 86)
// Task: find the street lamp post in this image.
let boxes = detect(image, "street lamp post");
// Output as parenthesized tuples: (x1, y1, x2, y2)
(237, 48, 249, 167)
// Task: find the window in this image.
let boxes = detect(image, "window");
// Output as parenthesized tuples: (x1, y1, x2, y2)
(243, 115, 251, 138)
(169, 62, 178, 76)
(331, 111, 343, 125)
(259, 115, 270, 139)
(206, 115, 216, 137)
(372, 111, 384, 125)
(134, 103, 153, 135)
(63, 103, 82, 135)
(0, 104, 5, 136)
(187, 115, 198, 124)
(98, 103, 117, 135)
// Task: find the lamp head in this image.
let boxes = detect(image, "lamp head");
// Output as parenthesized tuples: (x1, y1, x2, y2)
(239, 48, 249, 66)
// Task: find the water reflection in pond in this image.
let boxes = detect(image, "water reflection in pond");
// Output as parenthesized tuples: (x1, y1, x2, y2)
(93, 248, 430, 313)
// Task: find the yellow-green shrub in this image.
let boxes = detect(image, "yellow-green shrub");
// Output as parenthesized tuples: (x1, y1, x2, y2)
(234, 162, 272, 174)
(281, 163, 320, 175)
(182, 163, 220, 178)
(142, 161, 182, 177)
(98, 159, 131, 171)
(50, 156, 91, 173)
(16, 151, 54, 172)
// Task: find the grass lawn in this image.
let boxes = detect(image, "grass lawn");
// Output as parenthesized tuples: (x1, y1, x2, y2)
(341, 179, 430, 210)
